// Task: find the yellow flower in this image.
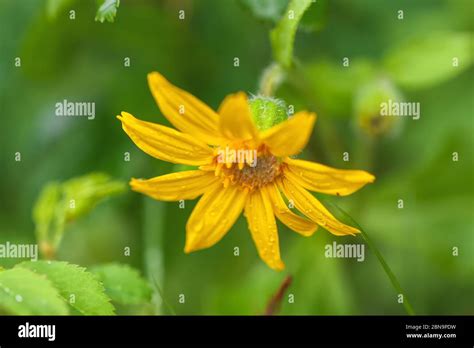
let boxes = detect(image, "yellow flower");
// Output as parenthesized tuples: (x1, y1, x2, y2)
(117, 72, 375, 271)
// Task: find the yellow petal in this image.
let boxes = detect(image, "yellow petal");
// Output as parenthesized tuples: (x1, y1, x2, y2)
(185, 183, 247, 253)
(130, 170, 218, 201)
(147, 72, 223, 145)
(244, 189, 285, 271)
(264, 184, 318, 237)
(261, 111, 316, 157)
(279, 177, 360, 236)
(117, 112, 213, 166)
(218, 92, 258, 141)
(284, 158, 375, 196)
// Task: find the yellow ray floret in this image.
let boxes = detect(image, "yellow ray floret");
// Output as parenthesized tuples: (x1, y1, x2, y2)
(185, 182, 248, 253)
(245, 188, 284, 271)
(260, 111, 316, 157)
(264, 184, 318, 237)
(279, 177, 360, 236)
(147, 72, 223, 145)
(218, 92, 259, 142)
(283, 157, 375, 196)
(117, 112, 213, 166)
(130, 171, 219, 201)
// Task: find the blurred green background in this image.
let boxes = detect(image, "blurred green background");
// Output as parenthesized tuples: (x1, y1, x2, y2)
(1, 0, 473, 315)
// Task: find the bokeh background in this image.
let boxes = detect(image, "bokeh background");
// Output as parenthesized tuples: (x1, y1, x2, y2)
(1, 0, 473, 315)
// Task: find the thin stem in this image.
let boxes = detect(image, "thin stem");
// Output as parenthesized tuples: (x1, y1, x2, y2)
(152, 276, 176, 316)
(321, 198, 415, 315)
(258, 62, 286, 96)
(359, 228, 415, 315)
(143, 198, 165, 315)
(264, 275, 293, 315)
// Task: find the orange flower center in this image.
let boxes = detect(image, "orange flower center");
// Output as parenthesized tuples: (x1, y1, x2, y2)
(214, 147, 281, 191)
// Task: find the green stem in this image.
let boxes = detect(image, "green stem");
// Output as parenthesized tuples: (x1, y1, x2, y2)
(152, 276, 176, 315)
(258, 62, 286, 96)
(143, 198, 165, 315)
(321, 198, 415, 315)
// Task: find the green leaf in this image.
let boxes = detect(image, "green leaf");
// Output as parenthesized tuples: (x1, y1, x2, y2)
(95, 0, 120, 23)
(61, 173, 126, 222)
(270, 0, 313, 68)
(0, 268, 68, 315)
(32, 173, 125, 257)
(90, 263, 152, 305)
(32, 182, 61, 243)
(383, 32, 472, 90)
(18, 261, 115, 315)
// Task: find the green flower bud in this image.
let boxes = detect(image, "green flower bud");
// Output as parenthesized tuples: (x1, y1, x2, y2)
(354, 78, 403, 138)
(248, 95, 288, 131)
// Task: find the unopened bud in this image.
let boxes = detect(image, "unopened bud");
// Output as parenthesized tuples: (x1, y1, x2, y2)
(249, 96, 288, 131)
